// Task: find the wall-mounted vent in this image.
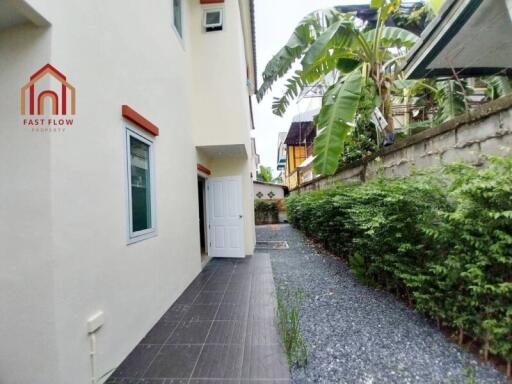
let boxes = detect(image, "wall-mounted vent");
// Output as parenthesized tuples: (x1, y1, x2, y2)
(203, 8, 223, 32)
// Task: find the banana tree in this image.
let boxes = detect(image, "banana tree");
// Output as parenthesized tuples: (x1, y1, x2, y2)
(257, 1, 419, 175)
(484, 76, 512, 100)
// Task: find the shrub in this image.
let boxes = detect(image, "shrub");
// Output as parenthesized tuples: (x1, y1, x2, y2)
(418, 157, 512, 370)
(285, 157, 512, 374)
(254, 199, 279, 224)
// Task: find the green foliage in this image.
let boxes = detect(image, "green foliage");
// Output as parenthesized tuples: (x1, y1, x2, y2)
(363, 26, 418, 49)
(257, 165, 273, 182)
(257, 5, 420, 176)
(313, 70, 363, 175)
(286, 157, 512, 367)
(427, 0, 446, 14)
(392, 3, 434, 34)
(484, 76, 512, 101)
(434, 79, 470, 123)
(254, 200, 279, 225)
(276, 285, 308, 368)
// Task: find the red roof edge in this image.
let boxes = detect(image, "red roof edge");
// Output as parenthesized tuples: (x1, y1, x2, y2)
(122, 105, 159, 136)
(197, 163, 212, 175)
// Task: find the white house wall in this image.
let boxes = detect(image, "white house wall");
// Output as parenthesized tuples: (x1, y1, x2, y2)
(0, 23, 60, 384)
(0, 0, 255, 383)
(189, 0, 253, 152)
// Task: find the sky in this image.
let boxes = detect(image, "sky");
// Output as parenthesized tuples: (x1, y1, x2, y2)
(252, 0, 371, 176)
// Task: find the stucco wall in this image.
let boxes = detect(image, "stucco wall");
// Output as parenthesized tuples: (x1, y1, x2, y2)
(0, 0, 254, 383)
(46, 1, 203, 382)
(0, 23, 60, 384)
(254, 182, 285, 199)
(295, 96, 512, 193)
(189, 0, 253, 153)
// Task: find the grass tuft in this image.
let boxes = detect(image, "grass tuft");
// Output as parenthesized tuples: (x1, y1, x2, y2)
(276, 285, 308, 368)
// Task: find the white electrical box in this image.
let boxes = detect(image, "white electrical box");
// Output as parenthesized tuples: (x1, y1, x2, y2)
(87, 311, 105, 334)
(203, 8, 224, 31)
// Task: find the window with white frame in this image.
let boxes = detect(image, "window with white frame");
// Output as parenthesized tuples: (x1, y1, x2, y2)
(126, 127, 156, 242)
(173, 0, 183, 38)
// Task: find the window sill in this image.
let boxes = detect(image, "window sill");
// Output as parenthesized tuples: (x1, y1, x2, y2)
(127, 230, 158, 245)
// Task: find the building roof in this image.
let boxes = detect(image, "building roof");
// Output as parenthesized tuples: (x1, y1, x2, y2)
(249, 0, 257, 89)
(284, 109, 319, 145)
(253, 180, 288, 189)
(239, 0, 258, 93)
(404, 0, 512, 79)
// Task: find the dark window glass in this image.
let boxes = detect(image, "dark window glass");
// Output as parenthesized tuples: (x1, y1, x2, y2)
(173, 0, 182, 37)
(130, 136, 151, 232)
(206, 11, 220, 24)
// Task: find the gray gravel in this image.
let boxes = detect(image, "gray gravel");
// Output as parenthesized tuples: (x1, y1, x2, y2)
(258, 224, 508, 384)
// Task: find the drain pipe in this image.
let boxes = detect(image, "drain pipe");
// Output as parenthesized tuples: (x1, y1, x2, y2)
(87, 312, 105, 384)
(89, 332, 98, 384)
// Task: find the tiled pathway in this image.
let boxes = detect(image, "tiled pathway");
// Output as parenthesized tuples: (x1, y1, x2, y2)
(107, 253, 290, 383)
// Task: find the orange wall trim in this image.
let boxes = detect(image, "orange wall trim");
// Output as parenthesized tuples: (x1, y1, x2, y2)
(122, 105, 159, 136)
(200, 0, 224, 4)
(197, 163, 211, 175)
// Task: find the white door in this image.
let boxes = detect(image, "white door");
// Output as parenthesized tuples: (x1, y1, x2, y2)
(206, 176, 245, 258)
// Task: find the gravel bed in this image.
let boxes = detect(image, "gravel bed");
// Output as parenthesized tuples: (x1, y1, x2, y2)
(258, 224, 507, 384)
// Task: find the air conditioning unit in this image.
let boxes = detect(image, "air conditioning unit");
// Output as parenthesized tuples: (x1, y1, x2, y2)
(203, 8, 223, 32)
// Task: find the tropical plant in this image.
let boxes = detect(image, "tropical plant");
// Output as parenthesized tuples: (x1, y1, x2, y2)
(434, 79, 470, 123)
(257, 1, 419, 175)
(484, 76, 512, 100)
(426, 0, 446, 14)
(256, 165, 273, 182)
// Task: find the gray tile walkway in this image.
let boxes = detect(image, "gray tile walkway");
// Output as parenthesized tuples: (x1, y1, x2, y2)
(107, 253, 290, 384)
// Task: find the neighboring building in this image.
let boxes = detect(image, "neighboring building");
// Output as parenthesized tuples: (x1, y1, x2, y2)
(276, 131, 287, 172)
(0, 0, 256, 383)
(251, 136, 260, 180)
(253, 180, 287, 200)
(283, 108, 319, 189)
(404, 0, 512, 78)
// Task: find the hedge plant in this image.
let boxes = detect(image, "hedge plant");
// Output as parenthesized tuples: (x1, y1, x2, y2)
(286, 156, 512, 376)
(254, 199, 279, 225)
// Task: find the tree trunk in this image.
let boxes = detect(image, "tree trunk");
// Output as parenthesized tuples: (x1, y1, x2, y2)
(404, 91, 411, 136)
(381, 80, 394, 134)
(458, 327, 464, 346)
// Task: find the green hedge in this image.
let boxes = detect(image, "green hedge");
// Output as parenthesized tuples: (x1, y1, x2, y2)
(286, 157, 512, 372)
(255, 199, 279, 224)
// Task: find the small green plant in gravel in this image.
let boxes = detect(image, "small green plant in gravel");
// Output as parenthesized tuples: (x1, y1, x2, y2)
(276, 285, 308, 368)
(463, 365, 478, 384)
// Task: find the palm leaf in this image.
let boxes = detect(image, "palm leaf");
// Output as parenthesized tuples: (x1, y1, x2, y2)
(435, 80, 467, 123)
(364, 26, 418, 49)
(484, 76, 512, 100)
(313, 70, 363, 175)
(271, 73, 305, 116)
(271, 56, 339, 116)
(256, 14, 319, 101)
(302, 18, 361, 70)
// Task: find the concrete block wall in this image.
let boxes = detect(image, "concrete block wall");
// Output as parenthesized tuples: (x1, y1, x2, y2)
(295, 95, 512, 193)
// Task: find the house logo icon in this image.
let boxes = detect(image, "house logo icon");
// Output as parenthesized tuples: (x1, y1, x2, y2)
(21, 64, 76, 116)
